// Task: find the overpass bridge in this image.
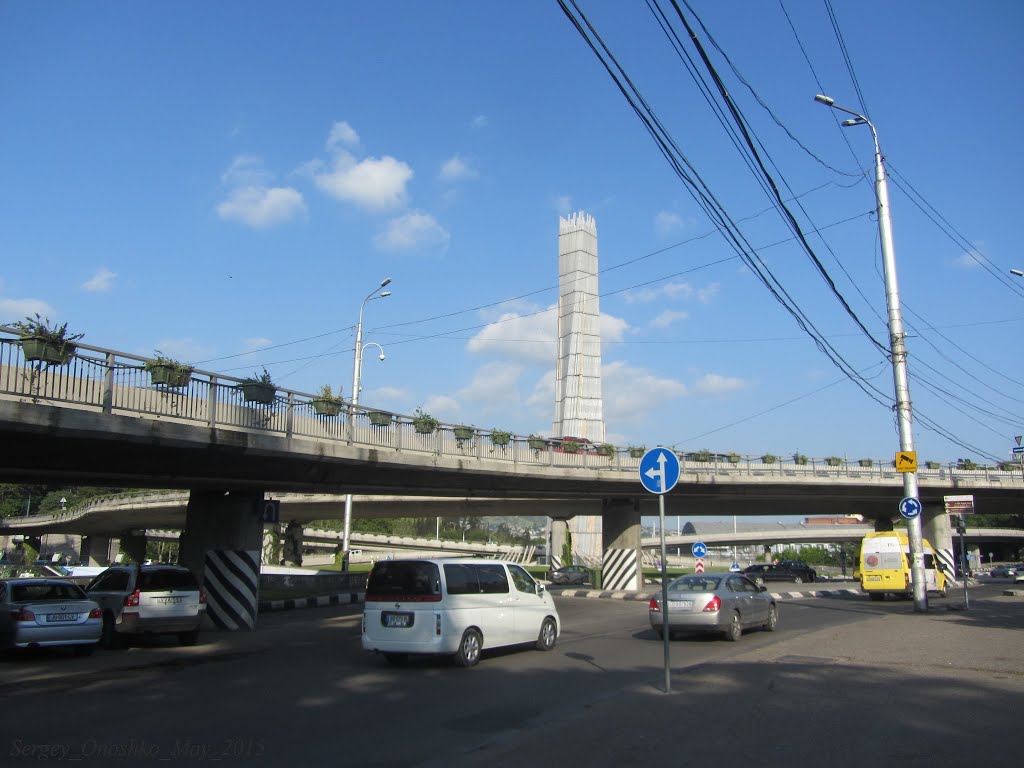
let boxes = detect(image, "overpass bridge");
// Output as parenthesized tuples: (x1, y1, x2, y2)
(2, 331, 1022, 626)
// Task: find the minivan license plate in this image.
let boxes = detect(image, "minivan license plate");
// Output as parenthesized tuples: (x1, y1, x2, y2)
(383, 612, 412, 628)
(156, 597, 183, 604)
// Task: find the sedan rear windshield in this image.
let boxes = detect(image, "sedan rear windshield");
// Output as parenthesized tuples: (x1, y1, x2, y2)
(11, 583, 87, 602)
(671, 576, 722, 592)
(366, 562, 441, 601)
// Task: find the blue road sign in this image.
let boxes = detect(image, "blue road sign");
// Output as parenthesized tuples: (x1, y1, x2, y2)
(692, 541, 708, 558)
(1012, 447, 1024, 454)
(899, 497, 922, 519)
(639, 448, 681, 495)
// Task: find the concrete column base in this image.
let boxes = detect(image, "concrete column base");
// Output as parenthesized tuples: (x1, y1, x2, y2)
(80, 534, 113, 566)
(549, 518, 570, 569)
(119, 531, 148, 564)
(180, 490, 264, 631)
(601, 497, 643, 591)
(922, 505, 955, 579)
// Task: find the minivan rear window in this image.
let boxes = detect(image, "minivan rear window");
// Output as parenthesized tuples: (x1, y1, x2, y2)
(366, 561, 441, 602)
(139, 569, 199, 591)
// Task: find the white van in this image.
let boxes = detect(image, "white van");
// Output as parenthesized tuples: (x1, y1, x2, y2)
(361, 558, 560, 667)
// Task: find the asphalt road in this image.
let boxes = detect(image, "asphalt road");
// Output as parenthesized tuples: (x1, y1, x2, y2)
(0, 583, 1018, 766)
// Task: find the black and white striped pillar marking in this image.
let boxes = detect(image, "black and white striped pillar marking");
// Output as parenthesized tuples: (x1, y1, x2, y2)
(602, 548, 638, 591)
(936, 548, 957, 579)
(203, 550, 259, 631)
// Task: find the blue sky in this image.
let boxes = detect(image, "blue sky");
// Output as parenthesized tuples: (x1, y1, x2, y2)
(2, 1, 1023, 466)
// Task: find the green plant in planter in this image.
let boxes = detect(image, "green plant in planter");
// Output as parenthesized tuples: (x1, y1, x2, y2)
(453, 425, 475, 442)
(561, 439, 581, 454)
(143, 351, 193, 388)
(858, 458, 873, 468)
(11, 314, 83, 365)
(761, 454, 778, 464)
(239, 367, 276, 405)
(596, 443, 615, 458)
(925, 460, 941, 470)
(694, 449, 712, 462)
(727, 452, 741, 464)
(956, 458, 978, 471)
(792, 453, 808, 465)
(824, 456, 843, 467)
(628, 445, 646, 458)
(412, 408, 440, 434)
(527, 434, 547, 451)
(489, 429, 511, 447)
(311, 384, 343, 416)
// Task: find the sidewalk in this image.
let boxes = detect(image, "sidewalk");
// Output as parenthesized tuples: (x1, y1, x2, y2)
(438, 592, 1024, 767)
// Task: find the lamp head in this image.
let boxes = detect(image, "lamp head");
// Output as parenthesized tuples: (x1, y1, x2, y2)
(1011, 269, 1024, 277)
(842, 117, 866, 127)
(814, 94, 835, 106)
(379, 291, 391, 298)
(380, 277, 392, 288)
(378, 352, 385, 361)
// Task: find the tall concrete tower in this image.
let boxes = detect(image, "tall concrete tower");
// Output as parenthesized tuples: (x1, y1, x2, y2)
(552, 211, 605, 442)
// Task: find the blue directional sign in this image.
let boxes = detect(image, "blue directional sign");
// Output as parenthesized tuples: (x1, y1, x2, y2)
(692, 541, 708, 558)
(639, 448, 681, 495)
(899, 497, 922, 520)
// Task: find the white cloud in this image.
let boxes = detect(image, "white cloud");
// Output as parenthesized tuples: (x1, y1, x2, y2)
(240, 337, 272, 353)
(82, 268, 117, 293)
(602, 361, 687, 423)
(456, 362, 525, 405)
(654, 211, 684, 236)
(651, 309, 688, 329)
(327, 121, 360, 151)
(468, 306, 557, 364)
(1, 297, 55, 323)
(217, 186, 306, 229)
(421, 394, 461, 421)
(314, 150, 413, 211)
(373, 211, 450, 253)
(692, 372, 748, 397)
(150, 338, 210, 364)
(624, 280, 719, 304)
(553, 195, 573, 213)
(954, 251, 983, 269)
(439, 155, 478, 182)
(221, 155, 272, 187)
(470, 115, 489, 129)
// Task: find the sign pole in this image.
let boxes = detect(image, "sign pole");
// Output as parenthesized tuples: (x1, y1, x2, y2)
(959, 523, 969, 611)
(659, 493, 670, 695)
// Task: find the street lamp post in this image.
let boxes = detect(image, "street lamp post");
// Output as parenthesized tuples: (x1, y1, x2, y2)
(815, 94, 928, 612)
(341, 277, 392, 570)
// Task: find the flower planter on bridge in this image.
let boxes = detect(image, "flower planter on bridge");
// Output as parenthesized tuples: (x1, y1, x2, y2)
(367, 411, 393, 427)
(311, 399, 342, 417)
(148, 363, 192, 388)
(20, 337, 75, 366)
(240, 382, 276, 405)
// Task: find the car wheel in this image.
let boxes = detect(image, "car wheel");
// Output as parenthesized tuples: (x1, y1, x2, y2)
(383, 653, 408, 666)
(724, 611, 742, 642)
(536, 617, 557, 651)
(101, 613, 124, 650)
(177, 629, 200, 647)
(73, 642, 97, 657)
(453, 628, 482, 667)
(763, 604, 778, 632)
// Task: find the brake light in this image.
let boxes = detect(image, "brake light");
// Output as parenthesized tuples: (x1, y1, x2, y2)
(199, 589, 207, 604)
(13, 608, 35, 621)
(123, 590, 141, 608)
(702, 596, 722, 613)
(88, 608, 102, 619)
(648, 597, 660, 612)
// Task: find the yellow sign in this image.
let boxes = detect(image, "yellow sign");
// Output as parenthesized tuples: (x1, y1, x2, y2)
(895, 451, 918, 472)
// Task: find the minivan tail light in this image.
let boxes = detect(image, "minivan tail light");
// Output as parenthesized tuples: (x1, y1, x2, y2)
(648, 597, 660, 612)
(702, 596, 722, 613)
(123, 589, 141, 608)
(199, 588, 207, 604)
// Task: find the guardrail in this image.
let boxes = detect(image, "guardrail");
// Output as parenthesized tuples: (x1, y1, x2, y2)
(1, 328, 1020, 483)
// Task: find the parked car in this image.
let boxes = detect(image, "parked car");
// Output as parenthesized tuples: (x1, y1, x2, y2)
(648, 573, 777, 641)
(0, 578, 102, 655)
(989, 563, 1021, 578)
(777, 560, 817, 582)
(742, 563, 809, 586)
(548, 565, 592, 586)
(362, 558, 560, 667)
(85, 565, 206, 648)
(1014, 570, 1024, 584)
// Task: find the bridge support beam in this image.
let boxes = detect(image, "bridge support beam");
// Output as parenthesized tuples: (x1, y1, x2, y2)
(601, 497, 643, 591)
(922, 504, 955, 580)
(119, 530, 147, 564)
(874, 517, 895, 532)
(80, 534, 114, 566)
(549, 518, 570, 569)
(180, 490, 263, 631)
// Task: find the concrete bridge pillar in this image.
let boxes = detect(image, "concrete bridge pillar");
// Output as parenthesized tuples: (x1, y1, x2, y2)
(119, 530, 148, 564)
(601, 497, 643, 591)
(179, 490, 263, 631)
(922, 505, 955, 579)
(873, 517, 895, 532)
(549, 518, 570, 569)
(80, 534, 113, 566)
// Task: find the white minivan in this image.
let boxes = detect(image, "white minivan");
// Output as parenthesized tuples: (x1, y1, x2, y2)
(361, 558, 560, 667)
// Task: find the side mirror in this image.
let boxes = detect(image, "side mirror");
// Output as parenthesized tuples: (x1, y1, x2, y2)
(537, 583, 546, 595)
(758, 585, 767, 592)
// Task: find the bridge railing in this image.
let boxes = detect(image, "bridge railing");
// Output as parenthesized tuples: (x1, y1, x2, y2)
(1, 328, 1020, 481)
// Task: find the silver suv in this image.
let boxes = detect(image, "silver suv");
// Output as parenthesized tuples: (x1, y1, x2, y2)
(86, 565, 206, 648)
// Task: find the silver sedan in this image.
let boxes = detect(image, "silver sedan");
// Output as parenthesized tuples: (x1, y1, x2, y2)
(1, 578, 103, 655)
(648, 573, 777, 641)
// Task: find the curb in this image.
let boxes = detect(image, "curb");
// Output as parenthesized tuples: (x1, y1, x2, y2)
(258, 593, 363, 612)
